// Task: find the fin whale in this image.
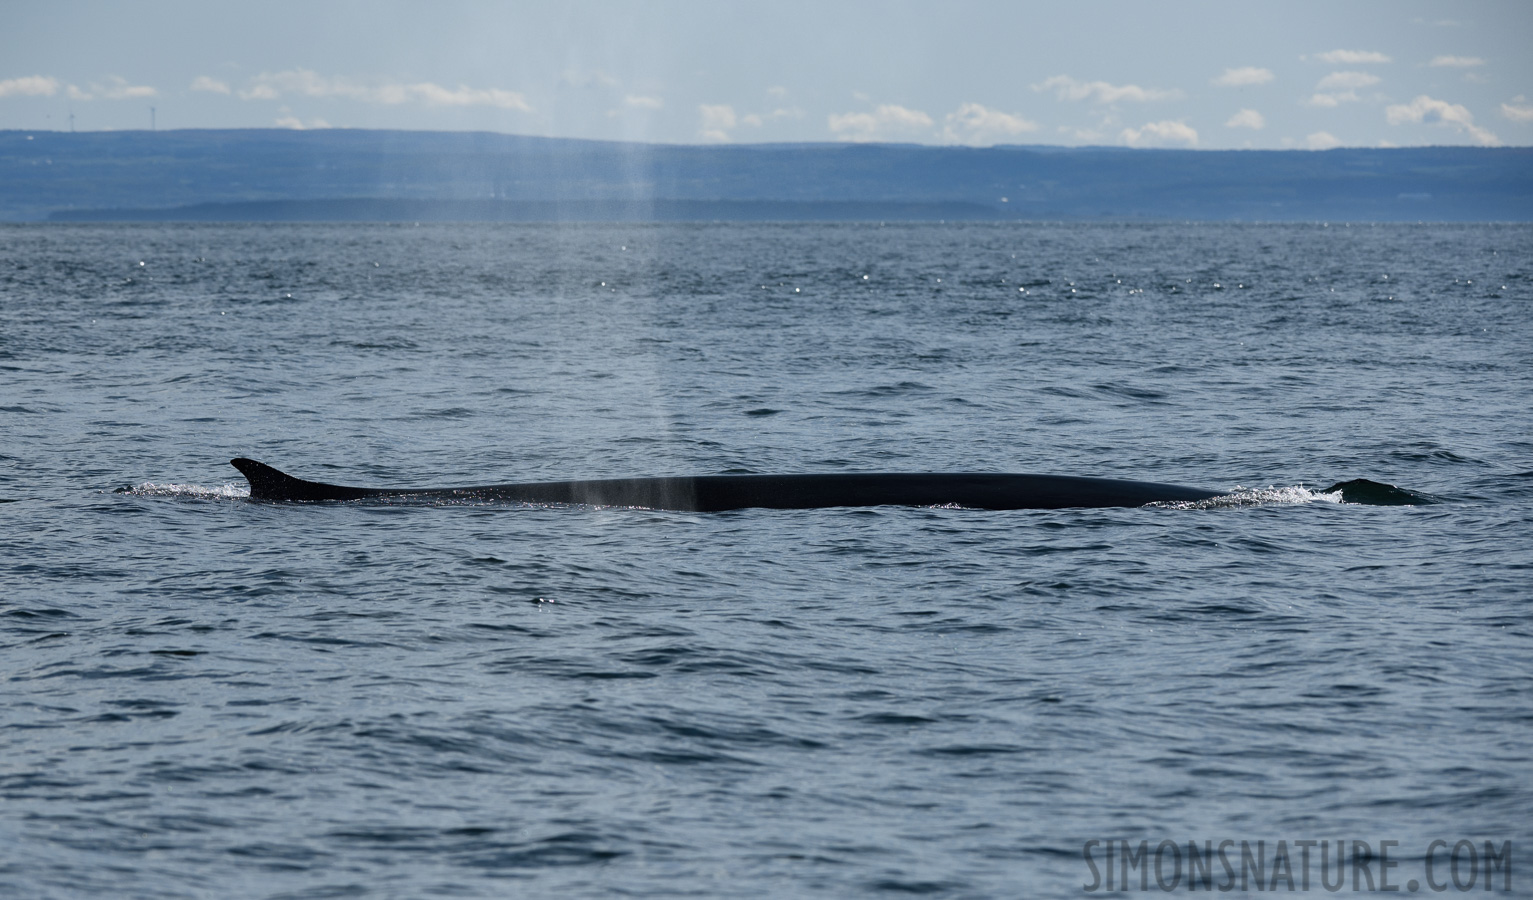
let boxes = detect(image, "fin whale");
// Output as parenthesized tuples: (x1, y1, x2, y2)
(230, 458, 1226, 511)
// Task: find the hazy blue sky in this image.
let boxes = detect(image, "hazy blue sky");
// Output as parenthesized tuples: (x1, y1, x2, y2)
(4, 0, 1530, 148)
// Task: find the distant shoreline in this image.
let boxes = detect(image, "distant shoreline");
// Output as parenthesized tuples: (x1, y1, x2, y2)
(6, 129, 1530, 222)
(46, 198, 1012, 223)
(40, 198, 1525, 224)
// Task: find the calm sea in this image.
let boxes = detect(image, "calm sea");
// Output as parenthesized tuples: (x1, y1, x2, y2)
(2, 222, 1530, 898)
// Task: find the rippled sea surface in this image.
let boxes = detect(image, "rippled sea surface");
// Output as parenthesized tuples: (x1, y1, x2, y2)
(3, 222, 1531, 898)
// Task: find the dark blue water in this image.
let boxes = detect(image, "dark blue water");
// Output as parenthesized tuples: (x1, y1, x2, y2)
(2, 223, 1530, 898)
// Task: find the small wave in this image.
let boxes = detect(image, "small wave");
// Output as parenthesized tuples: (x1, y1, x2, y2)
(1150, 485, 1345, 510)
(833, 381, 933, 398)
(115, 481, 250, 500)
(1153, 478, 1436, 509)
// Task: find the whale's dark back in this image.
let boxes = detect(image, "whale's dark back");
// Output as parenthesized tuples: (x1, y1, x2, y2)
(689, 472, 1217, 511)
(230, 459, 1222, 510)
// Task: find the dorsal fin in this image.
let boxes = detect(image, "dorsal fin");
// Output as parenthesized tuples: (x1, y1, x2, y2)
(230, 458, 376, 502)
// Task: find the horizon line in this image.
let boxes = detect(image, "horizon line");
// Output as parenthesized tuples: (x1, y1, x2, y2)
(3, 126, 1528, 153)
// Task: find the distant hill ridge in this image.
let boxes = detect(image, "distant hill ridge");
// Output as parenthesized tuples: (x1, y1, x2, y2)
(2, 128, 1529, 221)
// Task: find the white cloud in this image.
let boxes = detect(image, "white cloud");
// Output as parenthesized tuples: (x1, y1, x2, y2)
(745, 107, 801, 127)
(98, 75, 156, 99)
(0, 75, 60, 98)
(1386, 94, 1500, 146)
(1316, 49, 1391, 64)
(240, 70, 333, 100)
(388, 82, 528, 109)
(1306, 72, 1380, 107)
(766, 86, 789, 98)
(1502, 97, 1533, 123)
(828, 103, 934, 141)
(698, 103, 736, 142)
(941, 102, 1038, 145)
(623, 95, 662, 110)
(1317, 71, 1381, 91)
(1307, 92, 1356, 107)
(1032, 75, 1180, 104)
(1226, 108, 1265, 129)
(239, 69, 530, 111)
(56, 75, 157, 102)
(275, 116, 331, 130)
(559, 69, 618, 89)
(695, 101, 801, 137)
(1429, 55, 1485, 68)
(1212, 67, 1274, 87)
(1306, 131, 1342, 150)
(191, 75, 231, 94)
(1119, 120, 1197, 147)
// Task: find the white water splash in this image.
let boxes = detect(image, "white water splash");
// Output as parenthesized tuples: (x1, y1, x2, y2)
(120, 482, 251, 500)
(1150, 485, 1344, 510)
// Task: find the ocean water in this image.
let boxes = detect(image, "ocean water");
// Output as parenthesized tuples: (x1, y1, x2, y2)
(2, 222, 1530, 898)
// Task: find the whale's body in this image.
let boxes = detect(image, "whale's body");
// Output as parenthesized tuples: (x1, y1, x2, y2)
(230, 458, 1224, 511)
